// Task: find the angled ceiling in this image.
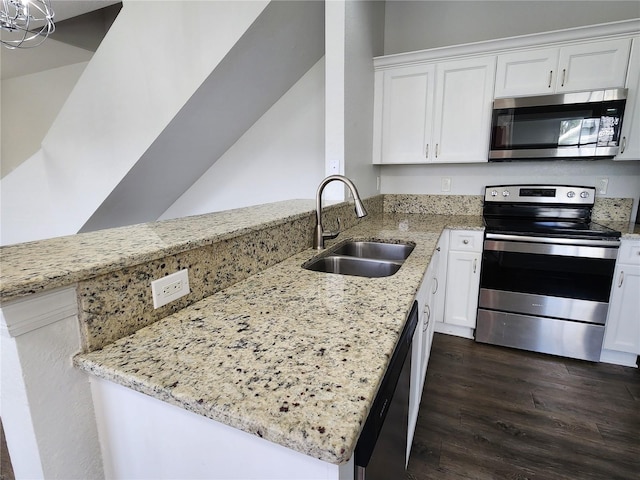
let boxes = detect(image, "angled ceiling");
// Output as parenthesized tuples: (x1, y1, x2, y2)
(79, 0, 325, 232)
(0, 1, 121, 79)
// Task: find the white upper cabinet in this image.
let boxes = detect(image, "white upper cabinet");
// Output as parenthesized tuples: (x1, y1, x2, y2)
(494, 47, 559, 97)
(617, 36, 640, 161)
(373, 56, 495, 164)
(377, 64, 436, 164)
(433, 56, 496, 164)
(495, 38, 632, 98)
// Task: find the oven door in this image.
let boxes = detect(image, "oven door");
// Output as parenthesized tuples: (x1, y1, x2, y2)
(476, 234, 619, 361)
(479, 236, 618, 323)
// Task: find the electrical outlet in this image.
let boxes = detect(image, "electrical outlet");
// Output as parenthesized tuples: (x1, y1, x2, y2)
(151, 269, 190, 309)
(441, 177, 451, 192)
(597, 177, 609, 195)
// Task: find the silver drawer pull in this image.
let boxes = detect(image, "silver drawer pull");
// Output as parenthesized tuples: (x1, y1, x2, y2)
(432, 278, 438, 294)
(463, 239, 469, 245)
(618, 271, 624, 288)
(473, 258, 477, 274)
(621, 136, 627, 154)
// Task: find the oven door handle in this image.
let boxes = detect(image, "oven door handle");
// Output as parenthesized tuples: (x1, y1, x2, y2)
(484, 238, 619, 259)
(485, 233, 621, 248)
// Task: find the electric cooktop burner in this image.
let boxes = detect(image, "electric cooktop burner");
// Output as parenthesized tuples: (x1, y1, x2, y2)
(482, 184, 622, 240)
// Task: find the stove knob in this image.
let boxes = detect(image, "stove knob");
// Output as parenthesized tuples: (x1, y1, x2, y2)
(580, 191, 590, 199)
(502, 190, 510, 197)
(567, 191, 576, 198)
(491, 190, 498, 197)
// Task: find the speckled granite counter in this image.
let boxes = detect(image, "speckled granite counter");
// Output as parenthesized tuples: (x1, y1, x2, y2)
(0, 200, 318, 302)
(75, 213, 484, 465)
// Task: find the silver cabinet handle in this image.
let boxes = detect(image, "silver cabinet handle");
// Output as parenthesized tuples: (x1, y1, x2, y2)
(561, 68, 566, 87)
(425, 305, 431, 324)
(618, 271, 624, 288)
(425, 144, 429, 158)
(435, 143, 439, 158)
(432, 277, 438, 295)
(621, 136, 627, 154)
(463, 239, 469, 245)
(548, 70, 553, 88)
(473, 258, 477, 274)
(436, 246, 441, 252)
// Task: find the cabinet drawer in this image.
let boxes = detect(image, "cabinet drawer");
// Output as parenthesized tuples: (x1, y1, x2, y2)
(618, 240, 640, 265)
(449, 230, 483, 252)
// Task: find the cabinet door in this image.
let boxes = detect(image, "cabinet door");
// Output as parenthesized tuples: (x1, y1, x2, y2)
(444, 251, 481, 328)
(432, 56, 496, 163)
(433, 232, 448, 324)
(617, 36, 640, 161)
(495, 48, 559, 97)
(604, 264, 640, 354)
(379, 64, 436, 164)
(557, 38, 631, 92)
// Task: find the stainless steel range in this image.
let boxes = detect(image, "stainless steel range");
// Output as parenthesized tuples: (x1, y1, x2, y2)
(476, 184, 621, 362)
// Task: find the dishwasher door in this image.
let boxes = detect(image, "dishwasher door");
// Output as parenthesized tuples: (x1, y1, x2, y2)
(354, 301, 418, 479)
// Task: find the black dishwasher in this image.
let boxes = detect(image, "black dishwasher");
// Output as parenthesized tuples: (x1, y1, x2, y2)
(355, 301, 418, 479)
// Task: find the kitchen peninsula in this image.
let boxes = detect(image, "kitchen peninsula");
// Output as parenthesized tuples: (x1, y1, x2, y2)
(1, 194, 636, 479)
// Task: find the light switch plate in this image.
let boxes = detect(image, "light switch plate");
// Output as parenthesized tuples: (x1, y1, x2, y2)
(151, 269, 190, 309)
(441, 177, 451, 192)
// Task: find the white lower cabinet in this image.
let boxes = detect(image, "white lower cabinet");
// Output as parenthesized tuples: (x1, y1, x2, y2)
(407, 232, 446, 464)
(437, 230, 483, 339)
(601, 238, 640, 367)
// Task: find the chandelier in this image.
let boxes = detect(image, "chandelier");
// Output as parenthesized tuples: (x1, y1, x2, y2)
(1, 0, 55, 49)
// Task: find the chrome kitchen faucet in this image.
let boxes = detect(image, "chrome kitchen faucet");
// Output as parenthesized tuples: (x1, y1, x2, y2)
(314, 175, 367, 249)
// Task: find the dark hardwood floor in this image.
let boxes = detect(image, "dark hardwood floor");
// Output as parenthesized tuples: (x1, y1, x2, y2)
(407, 333, 640, 480)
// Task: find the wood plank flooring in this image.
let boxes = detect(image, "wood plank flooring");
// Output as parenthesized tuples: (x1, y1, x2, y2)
(407, 333, 640, 480)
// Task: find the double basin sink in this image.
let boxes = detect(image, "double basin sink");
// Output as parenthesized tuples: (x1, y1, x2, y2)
(303, 240, 415, 278)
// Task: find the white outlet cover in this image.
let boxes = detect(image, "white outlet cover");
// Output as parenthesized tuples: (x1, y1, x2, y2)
(151, 269, 190, 309)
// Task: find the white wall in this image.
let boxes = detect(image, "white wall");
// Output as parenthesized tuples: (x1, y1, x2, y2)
(344, 0, 385, 199)
(1, 0, 270, 246)
(1, 55, 90, 178)
(160, 58, 326, 219)
(384, 1, 640, 54)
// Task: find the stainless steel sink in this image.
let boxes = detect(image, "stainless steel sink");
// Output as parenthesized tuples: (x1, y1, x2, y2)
(303, 256, 402, 278)
(331, 241, 414, 262)
(302, 240, 414, 278)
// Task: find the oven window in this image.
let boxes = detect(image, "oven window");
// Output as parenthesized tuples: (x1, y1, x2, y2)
(481, 249, 616, 303)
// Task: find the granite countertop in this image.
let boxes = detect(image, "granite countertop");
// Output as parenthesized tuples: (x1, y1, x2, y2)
(74, 213, 484, 465)
(0, 200, 317, 302)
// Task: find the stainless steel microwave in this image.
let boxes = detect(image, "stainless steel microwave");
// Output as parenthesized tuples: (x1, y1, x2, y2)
(489, 89, 627, 161)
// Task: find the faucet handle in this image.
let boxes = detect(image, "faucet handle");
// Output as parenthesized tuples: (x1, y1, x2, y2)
(323, 217, 341, 240)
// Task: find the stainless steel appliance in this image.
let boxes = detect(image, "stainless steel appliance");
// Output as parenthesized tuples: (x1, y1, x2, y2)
(489, 89, 627, 161)
(355, 301, 417, 479)
(476, 185, 621, 361)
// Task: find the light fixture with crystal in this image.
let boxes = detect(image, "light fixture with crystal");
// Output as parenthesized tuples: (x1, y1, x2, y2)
(1, 0, 55, 49)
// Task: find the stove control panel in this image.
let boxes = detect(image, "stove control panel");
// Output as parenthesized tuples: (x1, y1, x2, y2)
(485, 185, 596, 205)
